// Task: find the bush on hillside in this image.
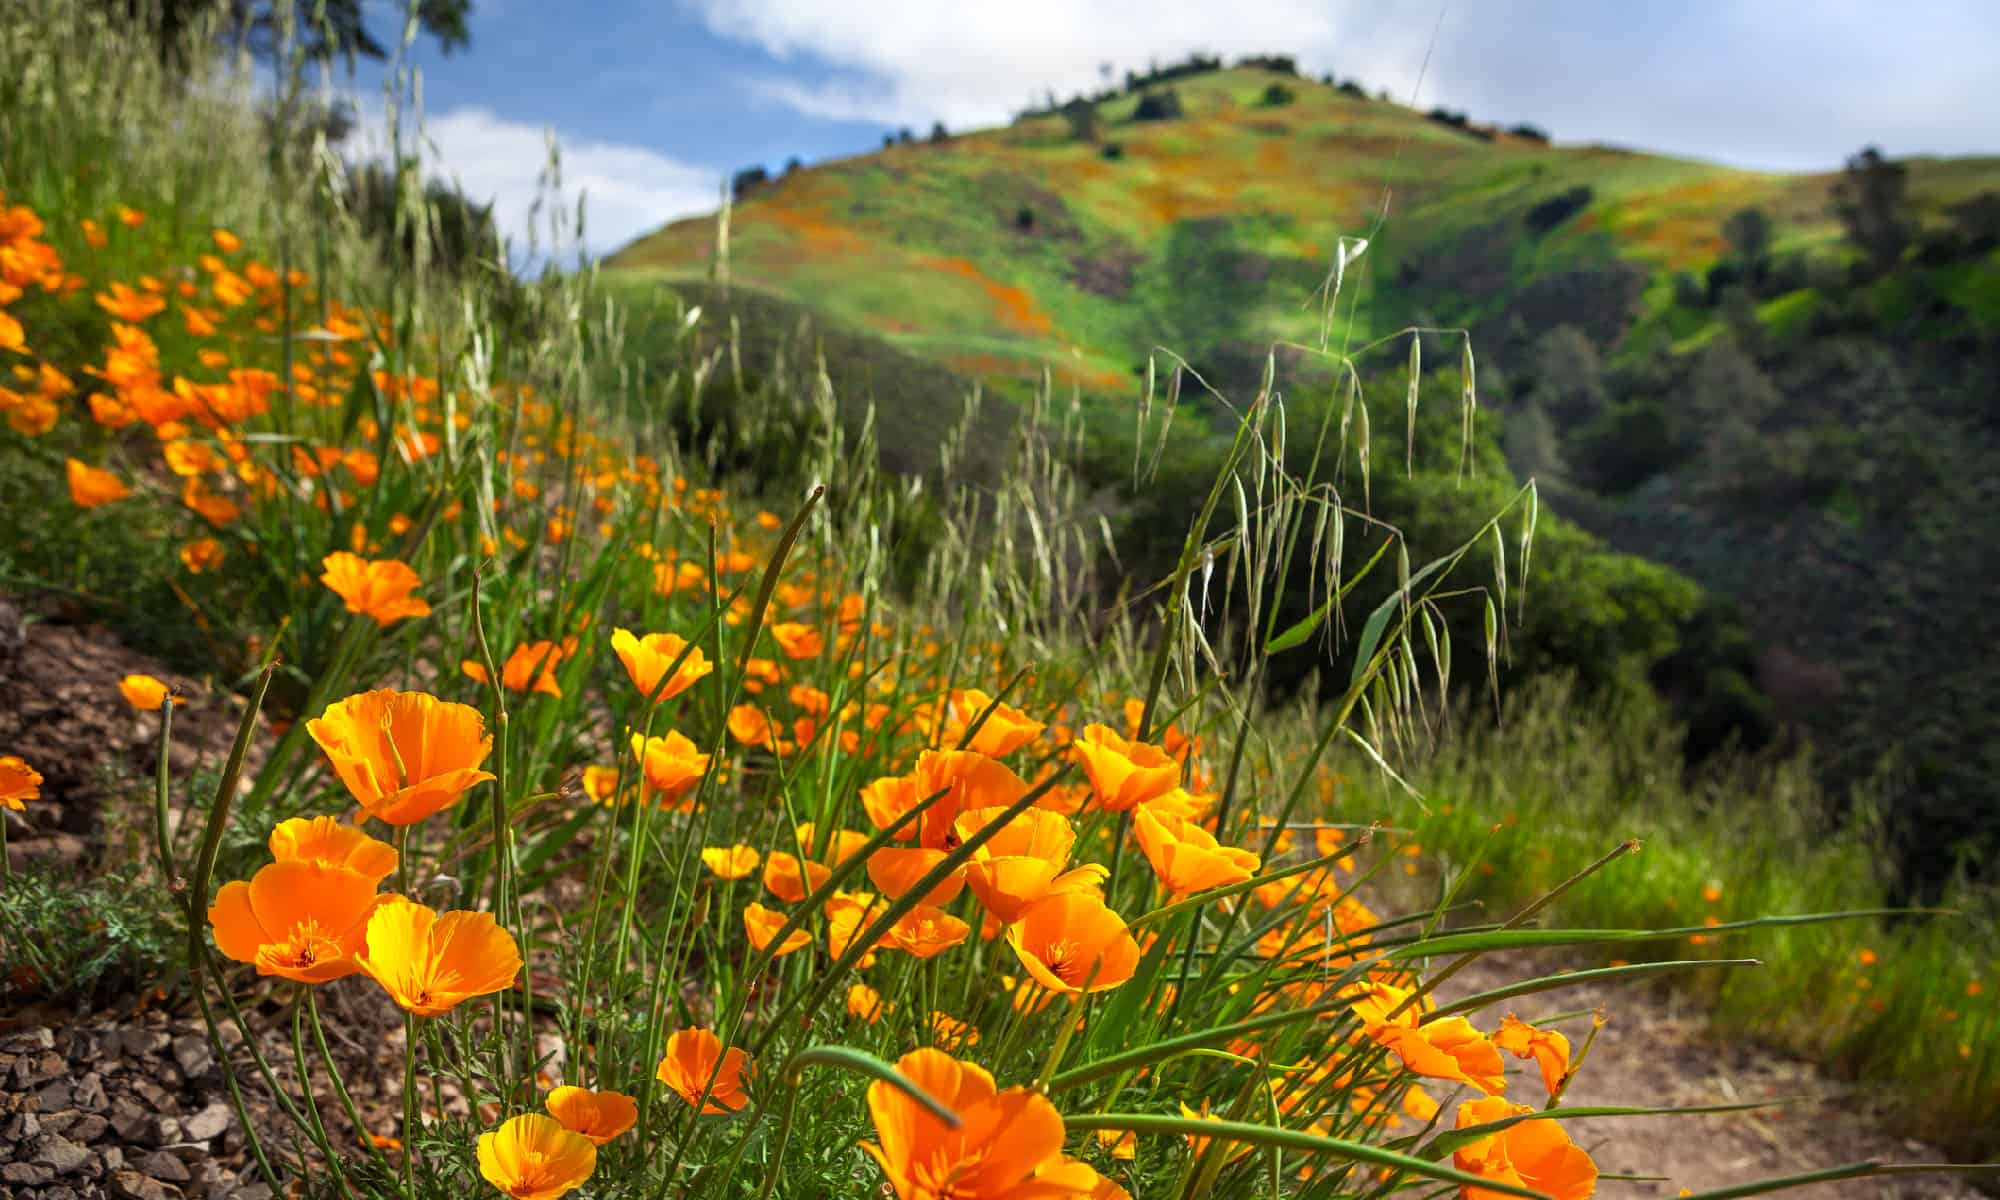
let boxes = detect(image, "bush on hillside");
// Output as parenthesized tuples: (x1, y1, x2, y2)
(1132, 88, 1183, 122)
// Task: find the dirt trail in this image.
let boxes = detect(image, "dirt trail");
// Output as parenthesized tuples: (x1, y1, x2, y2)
(1437, 954, 1981, 1200)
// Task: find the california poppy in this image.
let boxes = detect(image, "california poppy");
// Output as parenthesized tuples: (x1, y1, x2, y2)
(1452, 1096, 1598, 1200)
(544, 1086, 637, 1146)
(908, 750, 1028, 849)
(860, 1049, 1088, 1199)
(1070, 724, 1179, 812)
(610, 629, 712, 703)
(355, 896, 522, 1017)
(762, 851, 831, 903)
(1346, 982, 1507, 1098)
(308, 689, 494, 825)
(1493, 1015, 1572, 1099)
(956, 806, 1100, 924)
(208, 861, 383, 985)
(486, 641, 568, 698)
(267, 816, 398, 882)
(865, 846, 964, 906)
(0, 755, 41, 810)
(629, 730, 709, 808)
(66, 458, 132, 507)
(768, 621, 823, 659)
(743, 902, 810, 957)
(655, 1029, 752, 1113)
(319, 552, 431, 626)
(886, 905, 972, 958)
(117, 673, 172, 711)
(935, 688, 1045, 756)
(701, 845, 760, 880)
(476, 1113, 597, 1200)
(847, 982, 887, 1023)
(1132, 802, 1261, 896)
(1006, 891, 1140, 994)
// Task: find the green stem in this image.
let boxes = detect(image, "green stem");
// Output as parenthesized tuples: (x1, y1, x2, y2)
(308, 989, 405, 1193)
(152, 698, 177, 888)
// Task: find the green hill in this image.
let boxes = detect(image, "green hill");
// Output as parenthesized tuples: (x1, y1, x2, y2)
(605, 64, 2000, 889)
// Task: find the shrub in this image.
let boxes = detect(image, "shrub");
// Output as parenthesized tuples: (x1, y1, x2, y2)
(1523, 185, 1592, 234)
(1131, 88, 1182, 121)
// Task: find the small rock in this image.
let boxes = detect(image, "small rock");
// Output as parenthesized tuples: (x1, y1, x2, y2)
(102, 1145, 125, 1172)
(36, 1079, 74, 1110)
(122, 1030, 171, 1058)
(67, 1112, 110, 1143)
(0, 1027, 55, 1052)
(3, 1110, 42, 1142)
(112, 1169, 185, 1200)
(32, 1132, 92, 1174)
(180, 1102, 232, 1142)
(151, 1114, 183, 1146)
(137, 1151, 192, 1184)
(74, 1072, 108, 1111)
(1, 1160, 54, 1186)
(170, 1036, 213, 1079)
(232, 1185, 274, 1200)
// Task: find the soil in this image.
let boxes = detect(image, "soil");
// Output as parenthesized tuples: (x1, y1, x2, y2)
(1435, 953, 1983, 1200)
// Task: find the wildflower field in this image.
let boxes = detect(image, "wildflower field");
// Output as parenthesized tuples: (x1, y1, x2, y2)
(0, 4, 1994, 1199)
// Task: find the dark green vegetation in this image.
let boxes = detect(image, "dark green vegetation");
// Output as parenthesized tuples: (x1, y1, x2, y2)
(607, 64, 2000, 894)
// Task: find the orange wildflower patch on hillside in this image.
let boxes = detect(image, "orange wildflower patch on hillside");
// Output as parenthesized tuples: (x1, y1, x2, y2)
(920, 255, 1053, 336)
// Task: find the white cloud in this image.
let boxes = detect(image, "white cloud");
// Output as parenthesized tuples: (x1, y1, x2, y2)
(688, 0, 2000, 171)
(349, 102, 722, 264)
(692, 0, 1439, 130)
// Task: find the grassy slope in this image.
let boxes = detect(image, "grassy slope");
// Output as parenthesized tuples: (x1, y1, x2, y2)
(606, 67, 1992, 417)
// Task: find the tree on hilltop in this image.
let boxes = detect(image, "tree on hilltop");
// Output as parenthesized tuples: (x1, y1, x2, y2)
(1830, 146, 1915, 274)
(108, 0, 470, 69)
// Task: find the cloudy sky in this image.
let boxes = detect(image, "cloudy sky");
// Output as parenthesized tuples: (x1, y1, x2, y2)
(342, 0, 2000, 259)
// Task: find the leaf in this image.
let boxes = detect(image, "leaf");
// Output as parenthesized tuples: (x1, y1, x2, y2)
(782, 1045, 960, 1128)
(1063, 1113, 1547, 1200)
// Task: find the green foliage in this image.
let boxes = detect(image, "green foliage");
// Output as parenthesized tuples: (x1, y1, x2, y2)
(105, 0, 470, 68)
(0, 863, 181, 1006)
(1830, 147, 1916, 275)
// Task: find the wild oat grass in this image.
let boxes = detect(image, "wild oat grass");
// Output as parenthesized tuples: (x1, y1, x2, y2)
(0, 1, 1992, 1197)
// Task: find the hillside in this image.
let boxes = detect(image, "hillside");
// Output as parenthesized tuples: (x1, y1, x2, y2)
(607, 66, 1993, 407)
(605, 64, 2000, 889)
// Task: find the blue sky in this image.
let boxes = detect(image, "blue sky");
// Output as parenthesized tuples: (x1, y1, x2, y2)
(341, 0, 2000, 259)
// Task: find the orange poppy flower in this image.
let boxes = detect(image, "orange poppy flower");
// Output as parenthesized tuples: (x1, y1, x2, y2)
(908, 749, 1029, 850)
(934, 688, 1045, 756)
(701, 845, 760, 880)
(307, 689, 494, 825)
(355, 896, 522, 1017)
(267, 816, 398, 882)
(580, 765, 622, 805)
(1452, 1097, 1598, 1200)
(543, 1086, 637, 1146)
(866, 847, 964, 906)
(207, 861, 384, 985)
(629, 730, 709, 808)
(847, 982, 887, 1024)
(319, 552, 431, 626)
(1070, 724, 1179, 812)
(0, 755, 41, 811)
(180, 537, 224, 573)
(476, 1113, 597, 1200)
(1493, 1015, 1572, 1099)
(860, 1049, 1087, 1199)
(1006, 891, 1140, 995)
(66, 458, 132, 507)
(609, 629, 713, 703)
(825, 892, 889, 965)
(95, 282, 165, 322)
(886, 905, 972, 958)
(493, 641, 568, 697)
(655, 1029, 752, 1114)
(117, 673, 172, 711)
(928, 1011, 980, 1051)
(727, 704, 774, 749)
(956, 806, 1100, 924)
(762, 851, 831, 903)
(1132, 802, 1261, 896)
(1378, 1017, 1506, 1096)
(860, 773, 922, 839)
(768, 621, 823, 659)
(743, 902, 810, 957)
